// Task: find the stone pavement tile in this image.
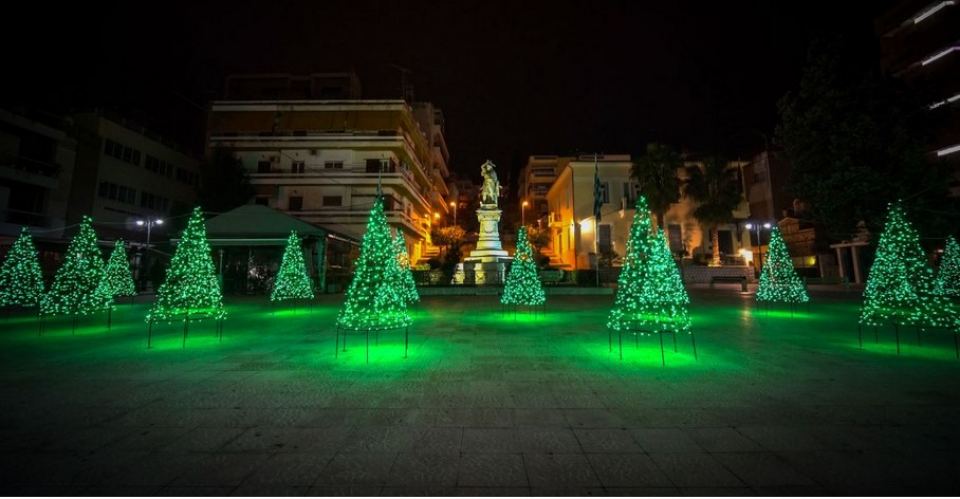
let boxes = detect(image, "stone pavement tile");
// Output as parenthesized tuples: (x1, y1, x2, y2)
(649, 453, 745, 488)
(34, 427, 130, 454)
(159, 427, 246, 453)
(574, 428, 644, 453)
(353, 408, 425, 427)
(306, 484, 383, 496)
(736, 425, 828, 452)
(461, 428, 520, 453)
(228, 483, 310, 496)
(516, 428, 582, 453)
(522, 453, 601, 488)
(551, 391, 606, 409)
(712, 452, 816, 487)
(294, 408, 364, 428)
(222, 427, 350, 454)
(589, 487, 681, 496)
(239, 452, 332, 486)
(387, 453, 459, 486)
(338, 426, 423, 454)
(170, 453, 271, 487)
(157, 485, 236, 496)
(563, 408, 626, 428)
(514, 408, 569, 427)
(752, 485, 831, 495)
(631, 428, 703, 453)
(410, 427, 462, 454)
(423, 408, 514, 427)
(586, 453, 673, 488)
(380, 485, 457, 496)
(112, 427, 193, 452)
(76, 484, 165, 496)
(456, 453, 528, 487)
(684, 427, 763, 453)
(315, 452, 398, 485)
(0, 453, 105, 486)
(453, 486, 530, 496)
(681, 486, 756, 496)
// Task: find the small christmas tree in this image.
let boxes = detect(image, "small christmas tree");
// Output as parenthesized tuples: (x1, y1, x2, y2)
(756, 226, 809, 304)
(271, 230, 315, 302)
(607, 196, 655, 332)
(635, 229, 692, 334)
(392, 232, 419, 304)
(148, 207, 225, 321)
(103, 239, 137, 298)
(501, 226, 546, 306)
(860, 202, 955, 330)
(41, 217, 113, 316)
(0, 227, 45, 307)
(934, 235, 959, 298)
(336, 197, 411, 330)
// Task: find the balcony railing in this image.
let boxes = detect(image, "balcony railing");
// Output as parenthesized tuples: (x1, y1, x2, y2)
(0, 153, 60, 178)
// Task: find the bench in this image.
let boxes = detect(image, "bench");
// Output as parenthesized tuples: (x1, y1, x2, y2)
(710, 275, 748, 292)
(539, 269, 564, 285)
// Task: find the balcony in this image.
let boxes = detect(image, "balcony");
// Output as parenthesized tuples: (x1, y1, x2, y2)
(0, 153, 61, 188)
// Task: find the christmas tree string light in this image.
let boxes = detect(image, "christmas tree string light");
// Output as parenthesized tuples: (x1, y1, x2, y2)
(41, 216, 113, 316)
(634, 228, 692, 335)
(934, 235, 959, 298)
(607, 196, 655, 332)
(147, 207, 225, 322)
(501, 226, 546, 306)
(336, 197, 411, 330)
(103, 239, 137, 298)
(392, 232, 419, 304)
(756, 226, 809, 304)
(271, 230, 315, 302)
(859, 202, 956, 332)
(0, 227, 45, 308)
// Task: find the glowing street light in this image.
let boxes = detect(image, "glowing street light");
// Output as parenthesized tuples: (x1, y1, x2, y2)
(521, 200, 529, 226)
(450, 200, 457, 225)
(744, 221, 773, 269)
(135, 218, 164, 290)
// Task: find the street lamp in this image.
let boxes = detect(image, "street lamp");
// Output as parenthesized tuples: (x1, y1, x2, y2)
(521, 200, 529, 226)
(744, 221, 773, 269)
(135, 218, 164, 290)
(449, 201, 457, 226)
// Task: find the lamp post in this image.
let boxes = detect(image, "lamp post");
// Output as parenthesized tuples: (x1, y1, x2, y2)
(521, 200, 529, 227)
(136, 218, 164, 290)
(450, 201, 457, 226)
(744, 221, 772, 269)
(433, 212, 441, 227)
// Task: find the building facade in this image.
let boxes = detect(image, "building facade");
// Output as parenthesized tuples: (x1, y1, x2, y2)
(519, 155, 574, 223)
(206, 93, 452, 263)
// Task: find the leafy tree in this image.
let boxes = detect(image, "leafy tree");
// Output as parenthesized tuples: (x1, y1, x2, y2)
(430, 225, 466, 258)
(685, 157, 742, 266)
(632, 143, 682, 233)
(197, 147, 254, 213)
(776, 36, 951, 240)
(0, 228, 44, 307)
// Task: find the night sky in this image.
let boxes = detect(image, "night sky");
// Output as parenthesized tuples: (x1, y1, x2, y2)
(5, 0, 893, 182)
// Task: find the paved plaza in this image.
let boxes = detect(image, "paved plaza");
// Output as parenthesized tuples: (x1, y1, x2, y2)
(1, 289, 959, 496)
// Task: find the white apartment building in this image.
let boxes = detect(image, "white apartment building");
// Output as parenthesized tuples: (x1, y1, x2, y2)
(519, 155, 574, 223)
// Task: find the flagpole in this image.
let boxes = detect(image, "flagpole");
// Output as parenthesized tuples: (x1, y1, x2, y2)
(594, 153, 600, 288)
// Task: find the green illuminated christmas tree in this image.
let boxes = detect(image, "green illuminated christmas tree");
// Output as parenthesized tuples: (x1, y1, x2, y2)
(934, 235, 959, 298)
(0, 227, 45, 307)
(607, 196, 655, 332)
(336, 197, 411, 329)
(41, 217, 113, 316)
(103, 239, 137, 297)
(756, 226, 809, 304)
(501, 226, 546, 306)
(271, 230, 314, 302)
(392, 232, 419, 304)
(148, 207, 225, 321)
(860, 202, 956, 330)
(634, 229, 692, 334)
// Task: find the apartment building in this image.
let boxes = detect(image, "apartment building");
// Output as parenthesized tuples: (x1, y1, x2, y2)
(206, 77, 453, 263)
(518, 155, 574, 223)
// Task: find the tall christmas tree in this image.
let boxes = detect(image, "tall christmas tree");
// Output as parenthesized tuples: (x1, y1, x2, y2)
(934, 235, 959, 298)
(336, 197, 411, 330)
(860, 202, 955, 330)
(607, 196, 655, 332)
(501, 226, 546, 306)
(756, 226, 809, 304)
(148, 207, 225, 321)
(392, 232, 419, 304)
(271, 230, 315, 302)
(41, 217, 113, 316)
(635, 229, 692, 334)
(103, 239, 137, 298)
(0, 227, 45, 307)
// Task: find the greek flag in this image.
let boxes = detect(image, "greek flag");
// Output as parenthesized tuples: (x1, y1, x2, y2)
(593, 154, 602, 223)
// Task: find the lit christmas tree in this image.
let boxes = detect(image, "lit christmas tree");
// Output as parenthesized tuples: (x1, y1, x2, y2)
(635, 229, 692, 334)
(756, 226, 809, 304)
(40, 217, 113, 316)
(336, 197, 411, 330)
(607, 196, 655, 332)
(934, 235, 959, 298)
(148, 207, 225, 321)
(0, 227, 45, 308)
(103, 239, 137, 298)
(392, 232, 419, 304)
(860, 202, 956, 331)
(501, 226, 546, 306)
(271, 230, 315, 302)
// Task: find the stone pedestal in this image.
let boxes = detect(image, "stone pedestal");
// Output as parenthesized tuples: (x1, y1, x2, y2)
(453, 205, 511, 285)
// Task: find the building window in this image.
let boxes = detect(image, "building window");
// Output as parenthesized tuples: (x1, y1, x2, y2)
(103, 139, 141, 166)
(598, 224, 612, 253)
(175, 168, 197, 186)
(140, 191, 169, 212)
(257, 160, 271, 173)
(291, 161, 305, 174)
(600, 182, 610, 203)
(324, 161, 343, 169)
(288, 196, 303, 211)
(98, 181, 137, 205)
(322, 195, 342, 207)
(365, 159, 385, 173)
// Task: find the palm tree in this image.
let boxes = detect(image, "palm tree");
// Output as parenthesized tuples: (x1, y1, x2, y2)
(685, 157, 743, 267)
(631, 143, 682, 237)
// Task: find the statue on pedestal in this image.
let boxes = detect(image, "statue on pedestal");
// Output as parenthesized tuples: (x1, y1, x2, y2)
(480, 160, 500, 207)
(452, 160, 512, 285)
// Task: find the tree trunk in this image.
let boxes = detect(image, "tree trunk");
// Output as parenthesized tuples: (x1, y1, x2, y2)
(711, 226, 721, 267)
